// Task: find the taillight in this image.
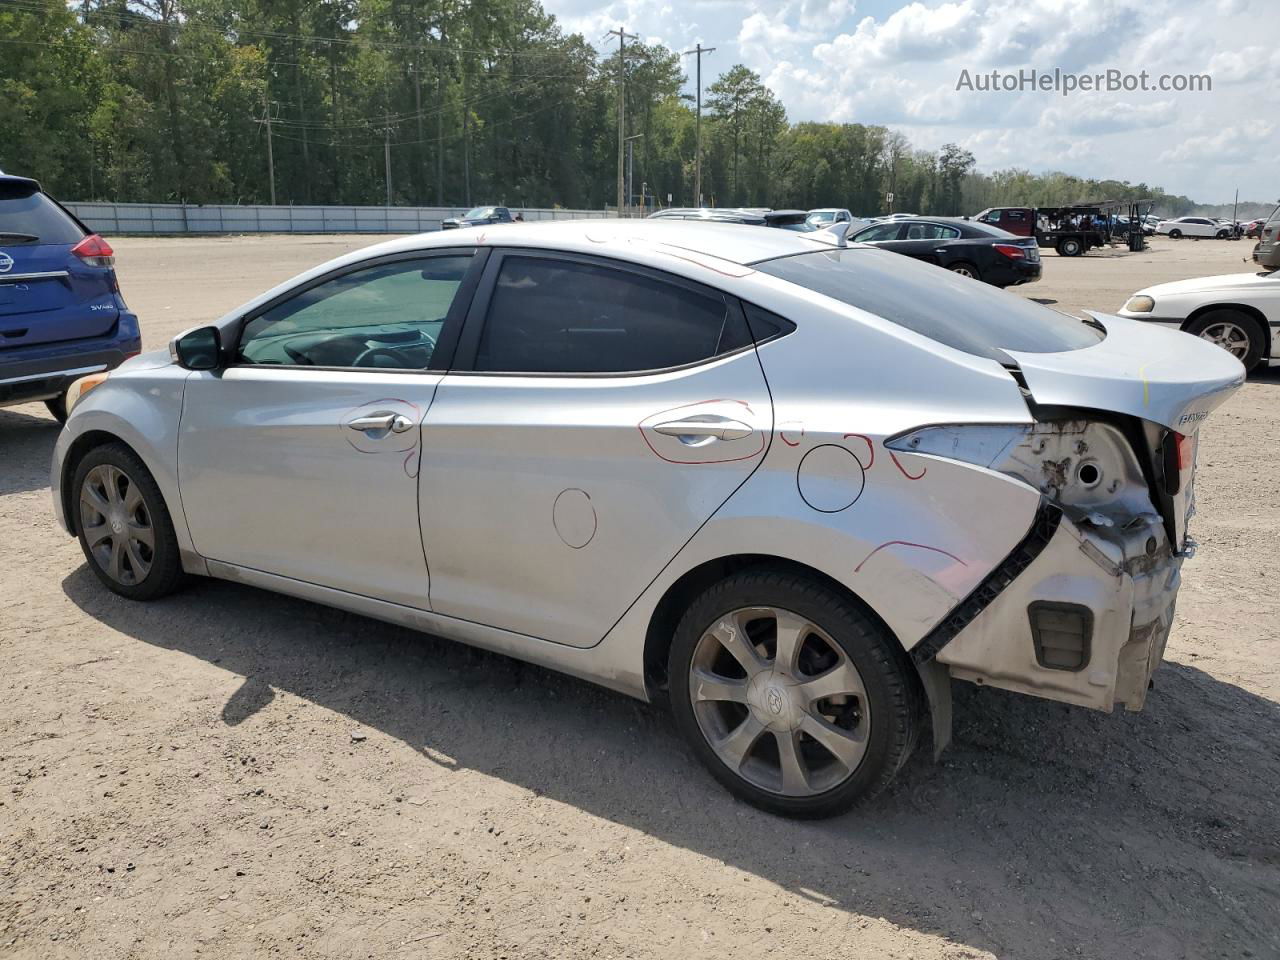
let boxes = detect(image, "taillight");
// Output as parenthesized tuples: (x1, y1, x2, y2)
(993, 243, 1026, 259)
(1175, 432, 1194, 470)
(70, 234, 114, 267)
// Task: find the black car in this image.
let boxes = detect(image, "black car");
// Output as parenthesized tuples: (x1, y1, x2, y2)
(441, 205, 517, 230)
(647, 208, 816, 231)
(851, 217, 1041, 287)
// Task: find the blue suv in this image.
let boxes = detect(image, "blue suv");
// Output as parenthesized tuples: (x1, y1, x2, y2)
(0, 174, 140, 422)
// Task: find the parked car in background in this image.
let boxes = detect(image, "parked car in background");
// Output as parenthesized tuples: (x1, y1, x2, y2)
(807, 208, 868, 230)
(441, 206, 516, 230)
(850, 216, 1041, 287)
(1156, 217, 1232, 239)
(0, 173, 139, 422)
(51, 218, 1243, 818)
(1244, 218, 1265, 239)
(1142, 215, 1163, 235)
(1118, 269, 1278, 372)
(1252, 204, 1280, 269)
(648, 208, 815, 231)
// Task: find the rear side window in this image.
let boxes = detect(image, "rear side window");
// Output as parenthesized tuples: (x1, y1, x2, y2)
(904, 223, 960, 240)
(0, 184, 84, 244)
(474, 256, 751, 374)
(756, 248, 1103, 359)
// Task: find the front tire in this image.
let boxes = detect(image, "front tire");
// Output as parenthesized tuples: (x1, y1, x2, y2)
(73, 443, 184, 601)
(1185, 310, 1264, 372)
(668, 568, 922, 819)
(1168, 228, 1182, 239)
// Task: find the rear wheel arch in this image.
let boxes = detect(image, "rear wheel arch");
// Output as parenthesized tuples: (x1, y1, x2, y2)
(1183, 303, 1270, 364)
(642, 554, 911, 698)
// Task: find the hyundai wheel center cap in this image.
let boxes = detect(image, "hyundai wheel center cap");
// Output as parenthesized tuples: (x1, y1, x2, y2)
(747, 672, 803, 732)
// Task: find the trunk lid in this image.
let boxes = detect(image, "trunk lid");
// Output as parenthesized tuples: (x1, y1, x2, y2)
(1004, 311, 1245, 434)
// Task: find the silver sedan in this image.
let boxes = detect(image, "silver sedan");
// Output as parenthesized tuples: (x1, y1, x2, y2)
(51, 220, 1244, 818)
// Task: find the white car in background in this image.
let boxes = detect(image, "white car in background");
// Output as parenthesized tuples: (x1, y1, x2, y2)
(1156, 217, 1233, 240)
(1119, 269, 1279, 371)
(806, 208, 862, 228)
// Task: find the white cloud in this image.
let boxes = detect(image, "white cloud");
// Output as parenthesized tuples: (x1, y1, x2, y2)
(540, 0, 1280, 200)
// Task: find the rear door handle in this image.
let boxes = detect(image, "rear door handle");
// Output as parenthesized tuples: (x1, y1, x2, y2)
(347, 412, 414, 434)
(653, 416, 753, 443)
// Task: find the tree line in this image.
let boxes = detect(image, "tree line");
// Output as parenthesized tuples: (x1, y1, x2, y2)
(1, 0, 1213, 217)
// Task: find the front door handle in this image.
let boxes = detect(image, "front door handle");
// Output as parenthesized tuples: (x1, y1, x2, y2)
(653, 416, 753, 443)
(347, 412, 414, 434)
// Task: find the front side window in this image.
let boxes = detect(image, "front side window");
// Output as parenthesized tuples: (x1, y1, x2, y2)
(853, 222, 904, 242)
(756, 248, 1104, 360)
(239, 254, 473, 368)
(473, 256, 751, 374)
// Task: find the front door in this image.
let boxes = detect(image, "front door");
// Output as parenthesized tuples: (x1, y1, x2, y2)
(419, 250, 774, 648)
(179, 250, 481, 608)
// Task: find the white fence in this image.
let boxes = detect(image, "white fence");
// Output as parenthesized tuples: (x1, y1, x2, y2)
(62, 202, 609, 236)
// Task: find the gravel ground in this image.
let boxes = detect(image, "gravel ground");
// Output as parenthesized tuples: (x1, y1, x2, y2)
(1, 233, 1277, 959)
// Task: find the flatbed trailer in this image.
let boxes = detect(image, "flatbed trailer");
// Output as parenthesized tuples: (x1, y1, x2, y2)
(975, 200, 1154, 256)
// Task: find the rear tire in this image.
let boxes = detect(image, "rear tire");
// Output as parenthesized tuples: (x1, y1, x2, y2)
(1057, 238, 1083, 257)
(1185, 310, 1265, 372)
(72, 443, 184, 601)
(44, 395, 68, 424)
(668, 567, 922, 819)
(947, 261, 982, 282)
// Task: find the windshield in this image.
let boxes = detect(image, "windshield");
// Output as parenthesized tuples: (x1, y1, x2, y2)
(808, 211, 835, 223)
(464, 206, 495, 219)
(755, 248, 1104, 360)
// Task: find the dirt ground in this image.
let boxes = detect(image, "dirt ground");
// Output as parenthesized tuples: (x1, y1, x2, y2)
(1, 233, 1277, 959)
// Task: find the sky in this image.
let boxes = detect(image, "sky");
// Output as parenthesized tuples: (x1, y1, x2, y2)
(542, 0, 1280, 204)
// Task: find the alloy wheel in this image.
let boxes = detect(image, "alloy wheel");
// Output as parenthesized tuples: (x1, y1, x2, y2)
(79, 463, 155, 586)
(950, 265, 977, 278)
(688, 606, 870, 797)
(1198, 321, 1251, 360)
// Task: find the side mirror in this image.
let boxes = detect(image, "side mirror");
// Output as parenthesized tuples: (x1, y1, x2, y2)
(169, 325, 222, 371)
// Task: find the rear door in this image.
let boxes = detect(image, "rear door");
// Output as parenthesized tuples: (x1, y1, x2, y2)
(883, 221, 962, 264)
(0, 182, 117, 347)
(419, 250, 773, 648)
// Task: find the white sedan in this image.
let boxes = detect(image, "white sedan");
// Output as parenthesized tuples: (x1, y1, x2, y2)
(51, 219, 1243, 818)
(1118, 269, 1279, 371)
(1155, 217, 1234, 239)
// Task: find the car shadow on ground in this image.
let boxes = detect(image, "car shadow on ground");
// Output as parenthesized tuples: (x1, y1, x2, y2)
(1250, 364, 1280, 386)
(0, 407, 60, 496)
(61, 567, 1280, 959)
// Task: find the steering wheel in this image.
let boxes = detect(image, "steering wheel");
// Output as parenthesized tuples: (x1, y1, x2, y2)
(352, 331, 436, 368)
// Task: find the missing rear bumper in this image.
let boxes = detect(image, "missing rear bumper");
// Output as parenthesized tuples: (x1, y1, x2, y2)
(935, 510, 1180, 712)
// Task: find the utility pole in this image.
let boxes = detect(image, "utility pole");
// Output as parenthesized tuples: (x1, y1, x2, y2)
(625, 133, 644, 216)
(681, 42, 715, 207)
(256, 95, 278, 206)
(606, 27, 638, 215)
(383, 115, 393, 206)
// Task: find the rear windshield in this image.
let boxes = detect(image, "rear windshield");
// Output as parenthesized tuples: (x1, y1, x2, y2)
(755, 248, 1104, 359)
(0, 184, 83, 244)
